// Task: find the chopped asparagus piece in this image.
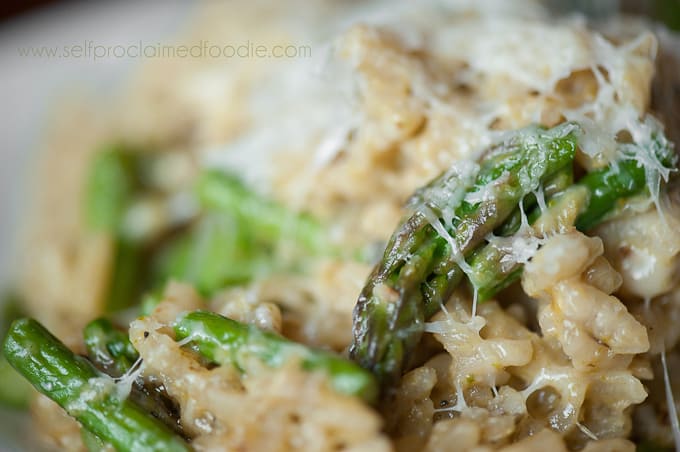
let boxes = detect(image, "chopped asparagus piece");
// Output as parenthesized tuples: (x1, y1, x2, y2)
(197, 170, 331, 254)
(155, 170, 349, 296)
(84, 148, 137, 233)
(4, 318, 191, 452)
(174, 310, 379, 404)
(153, 213, 268, 296)
(84, 147, 146, 312)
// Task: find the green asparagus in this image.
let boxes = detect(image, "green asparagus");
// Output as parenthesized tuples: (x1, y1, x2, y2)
(468, 133, 678, 302)
(0, 293, 34, 409)
(84, 147, 146, 312)
(153, 213, 269, 296)
(84, 148, 137, 233)
(105, 239, 146, 312)
(463, 167, 577, 302)
(493, 166, 573, 237)
(83, 318, 186, 438)
(469, 132, 677, 301)
(351, 123, 581, 386)
(351, 122, 678, 389)
(173, 310, 379, 404)
(197, 170, 331, 254)
(4, 318, 190, 452)
(467, 185, 589, 301)
(154, 170, 350, 296)
(578, 130, 676, 230)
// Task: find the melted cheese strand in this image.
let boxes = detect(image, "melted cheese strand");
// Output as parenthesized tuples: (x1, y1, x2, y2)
(661, 349, 680, 451)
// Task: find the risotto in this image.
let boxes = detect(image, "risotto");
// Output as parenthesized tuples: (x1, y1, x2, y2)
(3, 1, 680, 451)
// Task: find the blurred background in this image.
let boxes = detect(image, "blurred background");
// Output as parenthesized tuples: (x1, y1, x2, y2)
(3, 0, 679, 27)
(0, 1, 195, 290)
(0, 3, 197, 449)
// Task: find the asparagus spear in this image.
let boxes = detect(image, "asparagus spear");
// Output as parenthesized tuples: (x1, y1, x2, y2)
(153, 213, 269, 296)
(105, 240, 146, 312)
(155, 170, 352, 296)
(173, 310, 379, 404)
(446, 167, 576, 305)
(467, 184, 589, 301)
(493, 166, 573, 237)
(0, 292, 34, 409)
(84, 147, 145, 312)
(351, 121, 678, 389)
(197, 170, 331, 254)
(470, 131, 678, 300)
(83, 318, 186, 438)
(4, 318, 190, 452)
(577, 157, 667, 230)
(350, 123, 581, 386)
(85, 148, 137, 232)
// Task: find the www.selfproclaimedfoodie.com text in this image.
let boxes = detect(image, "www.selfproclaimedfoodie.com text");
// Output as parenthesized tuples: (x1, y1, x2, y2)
(17, 40, 313, 60)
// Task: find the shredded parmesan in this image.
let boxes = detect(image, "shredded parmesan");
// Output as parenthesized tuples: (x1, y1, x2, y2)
(66, 358, 144, 415)
(661, 349, 680, 451)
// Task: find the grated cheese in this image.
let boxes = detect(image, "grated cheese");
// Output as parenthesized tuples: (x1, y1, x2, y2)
(661, 349, 680, 452)
(67, 359, 144, 415)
